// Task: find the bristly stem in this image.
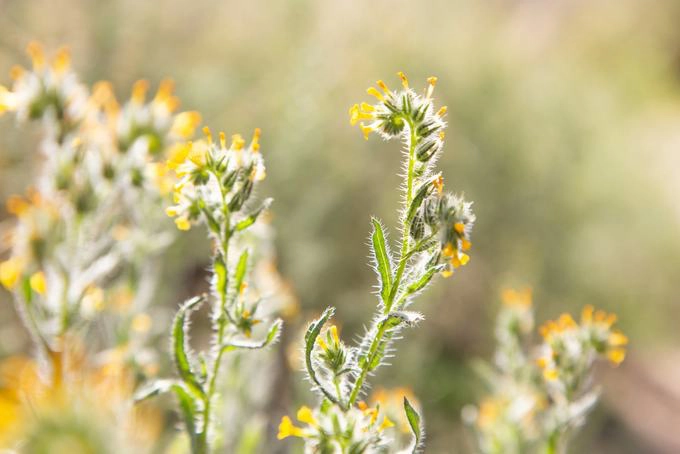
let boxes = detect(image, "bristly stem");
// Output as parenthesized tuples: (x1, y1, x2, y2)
(197, 171, 233, 453)
(348, 116, 418, 407)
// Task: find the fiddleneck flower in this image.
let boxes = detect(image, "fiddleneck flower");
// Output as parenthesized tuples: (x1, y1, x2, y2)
(165, 127, 266, 231)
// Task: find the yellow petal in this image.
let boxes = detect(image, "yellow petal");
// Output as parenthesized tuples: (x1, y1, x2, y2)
(296, 406, 317, 426)
(171, 111, 202, 138)
(608, 331, 629, 347)
(29, 271, 46, 295)
(607, 348, 626, 366)
(277, 416, 305, 439)
(0, 258, 22, 290)
(174, 217, 191, 231)
(397, 71, 409, 89)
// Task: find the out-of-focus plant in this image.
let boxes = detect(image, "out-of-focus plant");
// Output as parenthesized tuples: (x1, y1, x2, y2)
(0, 42, 198, 388)
(463, 288, 628, 454)
(135, 127, 282, 453)
(278, 73, 475, 452)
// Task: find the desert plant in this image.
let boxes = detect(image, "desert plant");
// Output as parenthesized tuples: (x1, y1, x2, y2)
(278, 72, 476, 453)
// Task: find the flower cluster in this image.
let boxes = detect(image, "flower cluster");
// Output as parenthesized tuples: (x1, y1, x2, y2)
(536, 306, 627, 389)
(278, 402, 395, 452)
(165, 127, 267, 232)
(464, 289, 628, 454)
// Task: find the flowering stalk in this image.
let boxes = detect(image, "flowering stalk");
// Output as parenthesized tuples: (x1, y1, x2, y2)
(279, 73, 475, 453)
(464, 289, 628, 454)
(137, 128, 281, 454)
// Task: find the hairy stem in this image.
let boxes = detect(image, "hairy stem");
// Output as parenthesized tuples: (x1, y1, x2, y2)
(348, 117, 419, 406)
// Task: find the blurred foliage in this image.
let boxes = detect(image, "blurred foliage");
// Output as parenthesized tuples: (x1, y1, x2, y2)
(2, 0, 680, 452)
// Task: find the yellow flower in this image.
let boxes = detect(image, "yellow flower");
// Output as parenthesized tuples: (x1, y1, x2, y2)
(0, 258, 22, 290)
(296, 406, 317, 426)
(171, 111, 202, 138)
(607, 348, 626, 366)
(379, 416, 395, 431)
(501, 288, 532, 308)
(277, 416, 305, 439)
(174, 217, 191, 231)
(29, 271, 46, 295)
(0, 86, 17, 115)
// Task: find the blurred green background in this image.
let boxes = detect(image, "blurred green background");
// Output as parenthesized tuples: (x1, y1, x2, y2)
(1, 0, 680, 452)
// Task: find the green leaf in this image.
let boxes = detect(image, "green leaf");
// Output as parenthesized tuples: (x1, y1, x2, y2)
(405, 265, 443, 295)
(233, 249, 249, 296)
(171, 382, 204, 453)
(234, 198, 273, 232)
(220, 319, 282, 354)
(405, 177, 436, 225)
(404, 397, 424, 453)
(370, 218, 393, 303)
(171, 296, 206, 399)
(214, 254, 228, 298)
(304, 307, 341, 405)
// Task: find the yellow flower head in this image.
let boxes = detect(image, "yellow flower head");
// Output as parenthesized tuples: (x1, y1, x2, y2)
(277, 416, 305, 439)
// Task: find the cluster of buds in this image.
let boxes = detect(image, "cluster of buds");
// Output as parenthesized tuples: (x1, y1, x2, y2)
(465, 289, 628, 454)
(165, 127, 267, 232)
(278, 402, 394, 452)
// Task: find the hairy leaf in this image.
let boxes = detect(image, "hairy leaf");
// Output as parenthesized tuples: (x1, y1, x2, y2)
(371, 218, 393, 303)
(172, 296, 206, 398)
(234, 198, 273, 232)
(404, 397, 424, 453)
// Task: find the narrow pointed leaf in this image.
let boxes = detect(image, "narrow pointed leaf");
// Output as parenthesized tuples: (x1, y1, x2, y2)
(172, 296, 205, 398)
(233, 249, 249, 296)
(171, 382, 203, 453)
(404, 397, 424, 453)
(234, 198, 273, 232)
(371, 218, 392, 302)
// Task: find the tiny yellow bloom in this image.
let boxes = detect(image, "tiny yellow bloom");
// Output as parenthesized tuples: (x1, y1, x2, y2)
(6, 195, 29, 216)
(608, 331, 628, 347)
(131, 79, 149, 104)
(296, 406, 317, 426)
(171, 111, 202, 138)
(231, 134, 245, 150)
(379, 416, 395, 431)
(433, 176, 444, 195)
(359, 123, 373, 140)
(376, 80, 391, 94)
(397, 71, 409, 89)
(543, 368, 558, 381)
(251, 128, 261, 152)
(0, 258, 22, 290)
(29, 271, 46, 295)
(454, 222, 466, 234)
(277, 416, 305, 439)
(581, 304, 594, 324)
(366, 87, 384, 101)
(52, 47, 71, 74)
(441, 269, 454, 278)
(316, 336, 328, 351)
(442, 242, 455, 257)
(461, 239, 472, 251)
(329, 325, 340, 345)
(26, 41, 45, 69)
(436, 106, 448, 117)
(607, 348, 626, 366)
(174, 217, 191, 231)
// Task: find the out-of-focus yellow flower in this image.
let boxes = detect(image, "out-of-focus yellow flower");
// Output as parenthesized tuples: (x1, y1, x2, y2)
(277, 416, 305, 439)
(0, 258, 23, 290)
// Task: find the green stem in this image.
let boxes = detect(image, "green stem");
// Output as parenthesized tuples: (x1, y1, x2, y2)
(196, 171, 233, 453)
(348, 117, 418, 406)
